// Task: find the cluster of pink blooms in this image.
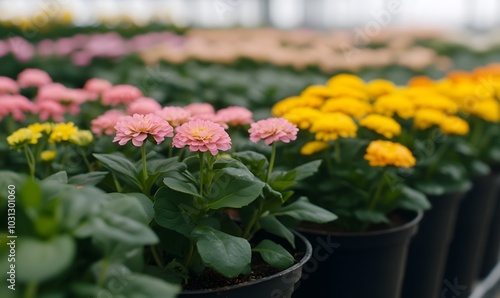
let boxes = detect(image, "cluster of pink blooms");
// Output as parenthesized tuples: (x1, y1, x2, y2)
(102, 85, 143, 106)
(0, 32, 185, 66)
(109, 102, 298, 156)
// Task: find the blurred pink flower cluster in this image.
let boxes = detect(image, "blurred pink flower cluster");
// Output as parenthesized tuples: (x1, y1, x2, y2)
(0, 31, 185, 66)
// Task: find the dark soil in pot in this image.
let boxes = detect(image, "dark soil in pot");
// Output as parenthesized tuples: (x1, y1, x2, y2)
(293, 210, 422, 298)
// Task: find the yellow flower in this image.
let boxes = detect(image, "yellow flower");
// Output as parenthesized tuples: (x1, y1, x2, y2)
(413, 109, 447, 130)
(359, 115, 402, 138)
(301, 85, 334, 99)
(468, 99, 500, 122)
(366, 79, 396, 99)
(412, 94, 458, 114)
(7, 128, 40, 148)
(272, 96, 323, 117)
(327, 85, 369, 100)
(440, 116, 470, 135)
(283, 107, 323, 129)
(310, 113, 357, 141)
(69, 130, 94, 146)
(327, 74, 365, 89)
(373, 94, 415, 119)
(40, 150, 56, 162)
(27, 122, 52, 135)
(49, 122, 78, 143)
(300, 141, 329, 156)
(364, 140, 416, 168)
(320, 97, 372, 119)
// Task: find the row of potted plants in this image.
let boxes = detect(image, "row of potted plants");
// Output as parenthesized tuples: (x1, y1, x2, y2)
(1, 64, 500, 297)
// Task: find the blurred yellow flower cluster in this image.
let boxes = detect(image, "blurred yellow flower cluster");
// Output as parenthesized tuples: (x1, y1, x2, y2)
(271, 66, 500, 167)
(364, 140, 416, 168)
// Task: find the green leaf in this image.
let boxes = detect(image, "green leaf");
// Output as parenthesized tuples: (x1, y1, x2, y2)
(154, 187, 198, 236)
(232, 151, 269, 178)
(94, 153, 142, 190)
(191, 226, 251, 277)
(252, 240, 294, 270)
(271, 197, 337, 223)
(470, 160, 490, 177)
(19, 179, 42, 210)
(68, 171, 108, 186)
(206, 168, 264, 209)
(399, 186, 431, 211)
(259, 216, 295, 248)
(354, 210, 389, 224)
(293, 160, 322, 180)
(15, 235, 76, 282)
(106, 193, 154, 224)
(122, 273, 180, 298)
(44, 171, 68, 183)
(163, 171, 201, 198)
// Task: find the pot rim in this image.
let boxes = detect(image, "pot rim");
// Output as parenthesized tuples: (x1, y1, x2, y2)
(297, 210, 423, 237)
(180, 230, 312, 295)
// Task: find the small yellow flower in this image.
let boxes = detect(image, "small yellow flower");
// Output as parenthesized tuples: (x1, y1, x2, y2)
(364, 140, 416, 168)
(327, 74, 365, 89)
(283, 107, 323, 129)
(320, 97, 372, 119)
(310, 113, 357, 141)
(327, 85, 369, 101)
(412, 94, 458, 114)
(272, 96, 323, 117)
(359, 114, 401, 138)
(373, 94, 415, 119)
(468, 99, 500, 122)
(69, 130, 94, 147)
(301, 85, 334, 99)
(300, 141, 329, 156)
(27, 122, 52, 135)
(7, 128, 41, 148)
(40, 150, 57, 162)
(366, 79, 396, 99)
(440, 116, 470, 135)
(49, 122, 78, 143)
(413, 109, 447, 130)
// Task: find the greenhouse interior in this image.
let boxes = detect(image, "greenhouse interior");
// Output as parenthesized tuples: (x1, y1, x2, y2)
(1, 0, 500, 297)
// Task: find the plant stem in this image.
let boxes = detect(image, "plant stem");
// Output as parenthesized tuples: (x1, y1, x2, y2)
(470, 119, 484, 147)
(334, 140, 341, 163)
(97, 259, 109, 288)
(141, 143, 148, 183)
(24, 282, 38, 298)
(24, 145, 36, 180)
(150, 245, 165, 269)
(242, 208, 259, 240)
(369, 170, 386, 210)
(79, 148, 92, 172)
(266, 143, 277, 183)
(112, 174, 123, 192)
(325, 148, 335, 177)
(168, 143, 173, 158)
(199, 152, 205, 196)
(183, 243, 195, 267)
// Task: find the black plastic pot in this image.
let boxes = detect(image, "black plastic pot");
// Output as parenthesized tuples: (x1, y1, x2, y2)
(444, 173, 500, 296)
(293, 210, 422, 298)
(479, 182, 500, 278)
(402, 192, 466, 298)
(179, 231, 312, 298)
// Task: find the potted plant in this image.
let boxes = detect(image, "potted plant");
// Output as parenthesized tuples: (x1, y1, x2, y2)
(273, 74, 427, 298)
(92, 111, 337, 297)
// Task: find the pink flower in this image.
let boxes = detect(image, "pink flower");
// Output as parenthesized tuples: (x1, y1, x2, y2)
(9, 37, 34, 62)
(17, 69, 52, 88)
(191, 113, 228, 129)
(113, 113, 174, 147)
(84, 78, 113, 100)
(126, 97, 162, 115)
(155, 106, 192, 127)
(0, 95, 36, 121)
(216, 106, 253, 126)
(249, 117, 298, 145)
(173, 119, 231, 155)
(185, 103, 215, 116)
(0, 77, 19, 95)
(36, 84, 86, 115)
(37, 101, 65, 121)
(91, 109, 126, 137)
(102, 84, 143, 106)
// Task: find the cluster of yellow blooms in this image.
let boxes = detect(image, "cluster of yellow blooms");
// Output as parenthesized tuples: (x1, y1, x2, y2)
(274, 65, 500, 167)
(6, 122, 93, 162)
